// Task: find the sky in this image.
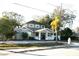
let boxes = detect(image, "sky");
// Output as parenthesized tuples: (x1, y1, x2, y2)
(0, 0, 79, 30)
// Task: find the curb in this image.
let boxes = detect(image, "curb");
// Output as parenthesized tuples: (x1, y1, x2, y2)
(8, 45, 66, 53)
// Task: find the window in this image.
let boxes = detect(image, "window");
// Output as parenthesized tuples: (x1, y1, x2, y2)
(41, 25, 45, 28)
(28, 24, 34, 28)
(35, 24, 40, 28)
(48, 33, 53, 36)
(54, 33, 56, 35)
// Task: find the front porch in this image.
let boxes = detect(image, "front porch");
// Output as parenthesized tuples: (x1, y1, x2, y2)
(34, 28, 60, 40)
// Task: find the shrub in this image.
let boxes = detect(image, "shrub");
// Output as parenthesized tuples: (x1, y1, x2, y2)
(22, 32, 28, 39)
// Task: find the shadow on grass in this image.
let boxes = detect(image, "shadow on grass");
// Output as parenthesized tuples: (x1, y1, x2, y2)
(0, 42, 64, 50)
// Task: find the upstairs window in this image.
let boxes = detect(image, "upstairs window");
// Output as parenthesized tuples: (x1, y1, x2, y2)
(28, 24, 34, 28)
(35, 24, 40, 28)
(41, 25, 45, 28)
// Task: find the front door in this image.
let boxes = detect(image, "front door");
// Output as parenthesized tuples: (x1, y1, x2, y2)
(41, 33, 45, 40)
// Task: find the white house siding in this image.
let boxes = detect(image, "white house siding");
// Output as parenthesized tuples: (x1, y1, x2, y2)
(34, 36, 39, 40)
(34, 35, 55, 40)
(27, 32, 32, 37)
(34, 34, 61, 40)
(46, 35, 55, 40)
(34, 32, 55, 40)
(15, 33, 22, 39)
(54, 35, 61, 40)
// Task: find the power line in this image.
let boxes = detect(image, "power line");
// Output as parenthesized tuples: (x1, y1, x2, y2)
(12, 3, 50, 14)
(48, 3, 59, 7)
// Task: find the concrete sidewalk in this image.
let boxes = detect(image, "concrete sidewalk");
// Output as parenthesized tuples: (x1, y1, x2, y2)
(6, 45, 66, 53)
(0, 50, 15, 55)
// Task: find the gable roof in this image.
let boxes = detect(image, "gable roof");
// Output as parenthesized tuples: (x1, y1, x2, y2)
(35, 28, 54, 33)
(15, 27, 33, 33)
(26, 20, 44, 25)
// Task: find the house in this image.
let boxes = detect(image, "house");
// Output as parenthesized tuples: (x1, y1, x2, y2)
(14, 20, 45, 39)
(23, 20, 45, 31)
(15, 20, 60, 40)
(14, 27, 33, 39)
(34, 28, 60, 40)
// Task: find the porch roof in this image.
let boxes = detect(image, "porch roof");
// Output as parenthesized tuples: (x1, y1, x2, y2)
(15, 27, 33, 33)
(35, 28, 54, 33)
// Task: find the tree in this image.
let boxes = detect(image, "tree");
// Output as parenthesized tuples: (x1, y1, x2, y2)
(2, 11, 24, 25)
(50, 6, 76, 42)
(60, 27, 73, 40)
(61, 9, 76, 28)
(50, 16, 60, 31)
(51, 6, 76, 29)
(22, 32, 28, 39)
(35, 15, 52, 28)
(0, 12, 23, 40)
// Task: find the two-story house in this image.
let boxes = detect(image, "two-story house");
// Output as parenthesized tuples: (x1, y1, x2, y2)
(15, 20, 60, 40)
(15, 20, 45, 39)
(24, 20, 45, 31)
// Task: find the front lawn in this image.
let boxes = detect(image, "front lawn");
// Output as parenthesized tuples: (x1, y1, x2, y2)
(0, 42, 64, 50)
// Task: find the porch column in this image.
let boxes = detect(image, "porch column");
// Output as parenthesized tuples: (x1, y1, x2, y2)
(45, 32, 48, 40)
(39, 32, 41, 40)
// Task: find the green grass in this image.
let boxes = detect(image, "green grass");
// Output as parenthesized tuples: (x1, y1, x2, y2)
(0, 43, 64, 50)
